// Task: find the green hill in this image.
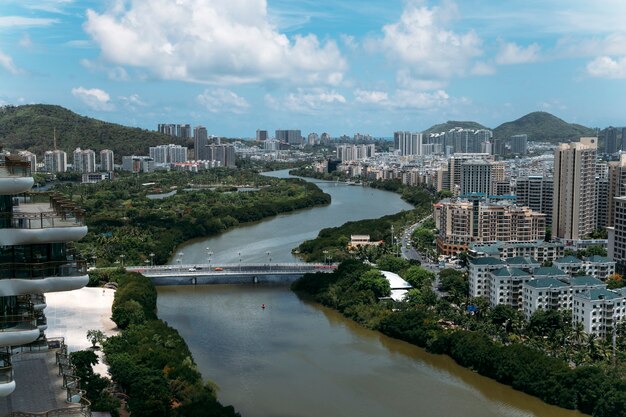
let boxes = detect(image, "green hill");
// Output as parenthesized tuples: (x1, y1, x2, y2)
(423, 120, 488, 135)
(0, 104, 185, 161)
(493, 111, 596, 142)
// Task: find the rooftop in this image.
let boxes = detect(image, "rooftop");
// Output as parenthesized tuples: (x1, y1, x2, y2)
(569, 276, 606, 287)
(492, 267, 529, 277)
(533, 266, 569, 276)
(586, 255, 612, 263)
(469, 257, 505, 266)
(576, 288, 623, 301)
(554, 255, 583, 264)
(525, 277, 569, 289)
(506, 256, 539, 266)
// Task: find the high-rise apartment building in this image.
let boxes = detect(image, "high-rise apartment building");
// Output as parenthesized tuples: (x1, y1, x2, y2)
(509, 134, 528, 155)
(256, 129, 268, 141)
(552, 138, 597, 240)
(435, 199, 546, 255)
(149, 144, 188, 164)
(336, 144, 375, 161)
(444, 153, 492, 195)
(393, 131, 422, 156)
(100, 149, 114, 172)
(194, 126, 209, 160)
(207, 144, 236, 168)
(0, 152, 88, 397)
(516, 176, 553, 226)
(605, 127, 619, 155)
(275, 130, 302, 145)
(607, 154, 626, 227)
(43, 150, 67, 173)
(72, 148, 96, 173)
(460, 160, 492, 196)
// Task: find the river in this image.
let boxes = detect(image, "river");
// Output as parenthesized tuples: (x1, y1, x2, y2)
(157, 170, 587, 417)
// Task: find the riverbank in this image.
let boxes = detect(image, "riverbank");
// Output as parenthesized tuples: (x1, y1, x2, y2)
(55, 169, 330, 267)
(291, 260, 626, 416)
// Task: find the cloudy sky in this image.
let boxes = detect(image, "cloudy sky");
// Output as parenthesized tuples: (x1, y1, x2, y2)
(1, 0, 626, 137)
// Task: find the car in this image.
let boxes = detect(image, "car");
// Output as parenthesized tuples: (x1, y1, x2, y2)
(188, 267, 197, 272)
(214, 267, 223, 271)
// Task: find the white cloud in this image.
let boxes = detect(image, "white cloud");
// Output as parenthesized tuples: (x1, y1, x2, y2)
(0, 16, 58, 28)
(266, 88, 346, 113)
(0, 50, 20, 75)
(367, 2, 482, 79)
(586, 56, 626, 78)
(495, 42, 540, 65)
(471, 61, 496, 75)
(197, 89, 250, 113)
(354, 87, 451, 110)
(71, 87, 114, 111)
(354, 89, 389, 104)
(83, 0, 346, 86)
(119, 93, 146, 111)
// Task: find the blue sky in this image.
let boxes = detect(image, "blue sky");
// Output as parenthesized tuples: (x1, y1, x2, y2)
(1, 0, 626, 137)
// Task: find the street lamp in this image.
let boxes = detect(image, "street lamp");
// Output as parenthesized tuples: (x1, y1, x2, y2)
(323, 250, 328, 266)
(177, 252, 184, 269)
(91, 255, 97, 268)
(266, 251, 271, 271)
(119, 254, 125, 268)
(238, 251, 242, 271)
(150, 253, 155, 267)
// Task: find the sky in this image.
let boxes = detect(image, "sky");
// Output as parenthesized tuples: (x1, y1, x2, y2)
(1, 0, 626, 138)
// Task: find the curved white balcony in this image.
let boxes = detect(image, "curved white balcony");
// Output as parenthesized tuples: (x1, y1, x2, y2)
(0, 351, 15, 397)
(0, 176, 34, 194)
(0, 380, 15, 397)
(0, 226, 88, 246)
(0, 275, 89, 297)
(0, 315, 40, 347)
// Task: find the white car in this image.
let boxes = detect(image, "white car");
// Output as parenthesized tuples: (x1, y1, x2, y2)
(188, 267, 197, 272)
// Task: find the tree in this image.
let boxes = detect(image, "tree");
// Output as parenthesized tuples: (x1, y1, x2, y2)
(86, 329, 107, 349)
(376, 255, 409, 273)
(354, 270, 391, 298)
(111, 300, 146, 329)
(402, 266, 434, 288)
(607, 273, 625, 289)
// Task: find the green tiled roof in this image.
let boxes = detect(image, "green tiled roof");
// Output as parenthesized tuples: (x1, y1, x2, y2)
(586, 255, 612, 263)
(469, 257, 505, 266)
(576, 288, 623, 301)
(506, 256, 539, 265)
(492, 267, 529, 277)
(533, 267, 568, 276)
(554, 255, 582, 264)
(525, 277, 569, 289)
(569, 276, 605, 287)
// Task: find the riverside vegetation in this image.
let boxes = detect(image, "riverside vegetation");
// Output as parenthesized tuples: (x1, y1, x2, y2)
(85, 269, 240, 417)
(293, 258, 626, 417)
(55, 169, 330, 266)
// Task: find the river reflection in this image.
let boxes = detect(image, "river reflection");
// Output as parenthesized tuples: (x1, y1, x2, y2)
(157, 285, 588, 417)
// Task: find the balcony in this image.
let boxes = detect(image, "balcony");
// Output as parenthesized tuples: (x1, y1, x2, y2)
(0, 156, 33, 195)
(0, 260, 88, 297)
(0, 193, 87, 245)
(0, 309, 40, 348)
(0, 350, 15, 397)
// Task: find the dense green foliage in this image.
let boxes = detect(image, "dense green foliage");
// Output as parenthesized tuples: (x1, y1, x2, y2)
(70, 350, 120, 416)
(293, 260, 626, 416)
(0, 104, 181, 160)
(103, 271, 239, 417)
(493, 111, 595, 143)
(55, 169, 330, 265)
(110, 272, 157, 329)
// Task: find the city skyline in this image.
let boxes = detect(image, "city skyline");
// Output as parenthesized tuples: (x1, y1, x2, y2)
(1, 0, 626, 136)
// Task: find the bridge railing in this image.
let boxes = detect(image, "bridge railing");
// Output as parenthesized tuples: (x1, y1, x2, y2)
(126, 263, 337, 274)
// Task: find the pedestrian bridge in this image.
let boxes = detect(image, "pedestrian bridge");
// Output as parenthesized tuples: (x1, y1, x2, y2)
(125, 263, 336, 285)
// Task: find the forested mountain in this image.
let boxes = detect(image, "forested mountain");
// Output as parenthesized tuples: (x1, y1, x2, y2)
(0, 104, 185, 161)
(423, 111, 597, 143)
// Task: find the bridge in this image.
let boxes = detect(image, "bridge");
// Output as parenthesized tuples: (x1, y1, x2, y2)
(125, 263, 336, 285)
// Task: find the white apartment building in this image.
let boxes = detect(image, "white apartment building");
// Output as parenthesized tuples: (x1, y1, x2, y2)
(573, 288, 626, 338)
(100, 149, 114, 172)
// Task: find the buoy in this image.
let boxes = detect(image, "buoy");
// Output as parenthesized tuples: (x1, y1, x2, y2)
(262, 304, 265, 309)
